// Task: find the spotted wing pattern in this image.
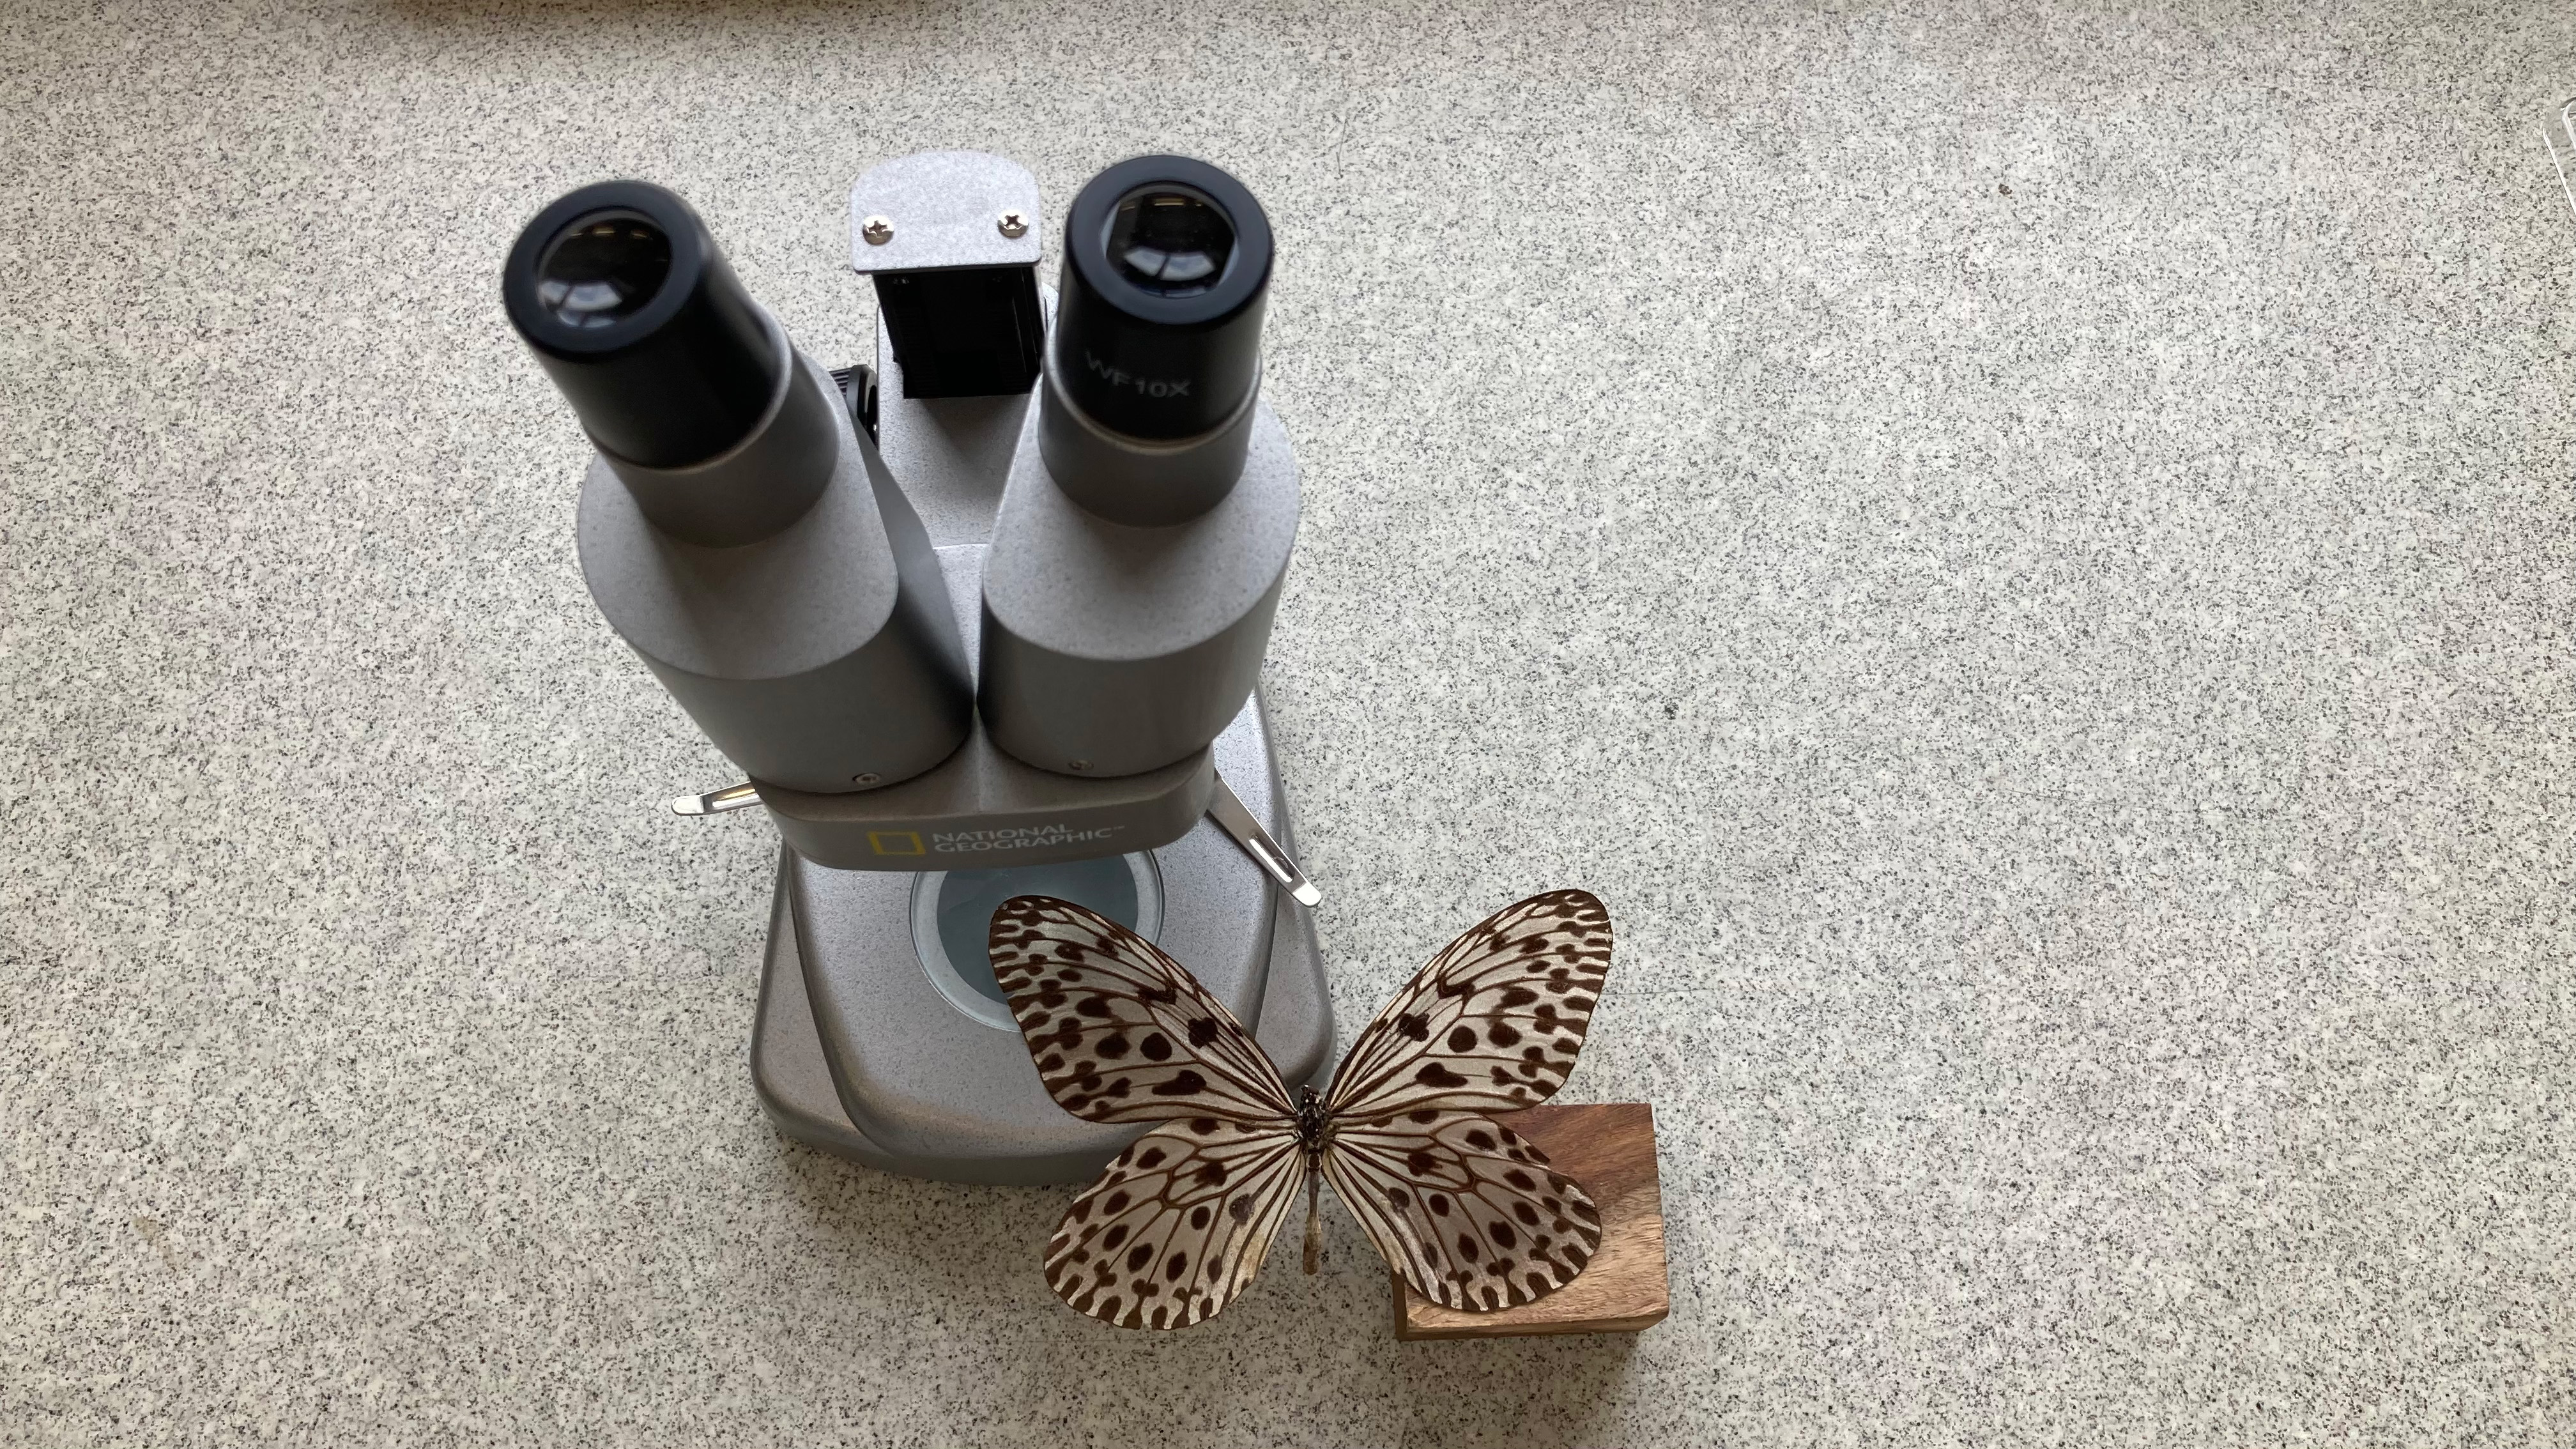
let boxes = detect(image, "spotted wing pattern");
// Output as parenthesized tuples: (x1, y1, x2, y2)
(1326, 889, 1613, 1120)
(990, 896, 1297, 1125)
(1321, 1111, 1603, 1311)
(999, 889, 1620, 1328)
(1044, 1116, 1310, 1329)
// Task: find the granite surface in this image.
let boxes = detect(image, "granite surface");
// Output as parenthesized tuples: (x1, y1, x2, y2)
(4, 1, 2574, 1443)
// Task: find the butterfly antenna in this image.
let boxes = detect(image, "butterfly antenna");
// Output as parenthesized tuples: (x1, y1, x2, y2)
(1302, 1172, 1322, 1274)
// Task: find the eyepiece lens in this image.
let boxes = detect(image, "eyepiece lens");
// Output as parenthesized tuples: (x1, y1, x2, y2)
(536, 210, 671, 329)
(1107, 187, 1233, 296)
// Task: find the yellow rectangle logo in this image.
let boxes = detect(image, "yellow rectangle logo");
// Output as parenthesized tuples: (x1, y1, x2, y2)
(868, 831, 926, 856)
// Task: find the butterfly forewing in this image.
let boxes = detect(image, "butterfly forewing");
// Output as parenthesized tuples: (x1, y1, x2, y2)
(1045, 1117, 1309, 1330)
(1326, 889, 1613, 1120)
(990, 896, 1297, 1125)
(1321, 1112, 1604, 1312)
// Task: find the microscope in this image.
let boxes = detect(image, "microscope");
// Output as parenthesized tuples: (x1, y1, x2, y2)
(503, 151, 1331, 1184)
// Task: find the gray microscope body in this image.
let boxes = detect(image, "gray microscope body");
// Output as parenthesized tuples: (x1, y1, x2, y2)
(508, 153, 1330, 1185)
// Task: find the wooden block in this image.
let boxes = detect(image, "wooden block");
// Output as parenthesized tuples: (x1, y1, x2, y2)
(1392, 1102, 1668, 1340)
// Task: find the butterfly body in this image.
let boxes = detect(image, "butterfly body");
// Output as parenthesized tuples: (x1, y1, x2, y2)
(990, 889, 1614, 1329)
(1292, 1085, 1330, 1273)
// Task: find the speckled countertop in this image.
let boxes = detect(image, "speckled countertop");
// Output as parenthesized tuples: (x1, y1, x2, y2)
(4, 1, 2573, 1443)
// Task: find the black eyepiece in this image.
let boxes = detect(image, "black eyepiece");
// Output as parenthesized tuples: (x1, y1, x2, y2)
(1055, 157, 1271, 440)
(503, 180, 779, 470)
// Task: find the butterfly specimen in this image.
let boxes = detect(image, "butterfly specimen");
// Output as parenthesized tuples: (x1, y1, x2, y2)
(987, 889, 1614, 1330)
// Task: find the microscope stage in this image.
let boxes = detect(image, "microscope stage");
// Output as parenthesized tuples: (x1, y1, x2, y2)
(749, 696, 1334, 1185)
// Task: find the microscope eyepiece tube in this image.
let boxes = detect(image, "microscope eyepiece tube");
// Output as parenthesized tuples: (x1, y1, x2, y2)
(983, 157, 1298, 779)
(503, 181, 781, 470)
(510, 178, 975, 795)
(1039, 157, 1274, 526)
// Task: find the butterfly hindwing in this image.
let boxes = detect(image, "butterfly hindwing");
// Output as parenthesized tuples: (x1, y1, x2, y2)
(1045, 1116, 1308, 1330)
(1321, 1110, 1603, 1312)
(1326, 889, 1613, 1120)
(990, 896, 1296, 1125)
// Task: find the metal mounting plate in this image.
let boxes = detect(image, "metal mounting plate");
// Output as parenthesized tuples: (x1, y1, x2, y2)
(849, 150, 1043, 274)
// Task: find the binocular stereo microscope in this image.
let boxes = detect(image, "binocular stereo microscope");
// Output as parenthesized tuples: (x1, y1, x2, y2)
(502, 151, 1330, 1185)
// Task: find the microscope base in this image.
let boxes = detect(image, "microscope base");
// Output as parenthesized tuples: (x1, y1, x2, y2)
(749, 861, 1336, 1183)
(748, 684, 1336, 1186)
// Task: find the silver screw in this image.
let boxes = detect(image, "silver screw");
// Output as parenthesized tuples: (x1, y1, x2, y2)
(852, 771, 881, 786)
(997, 210, 1029, 240)
(861, 215, 893, 246)
(1067, 759, 1092, 772)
